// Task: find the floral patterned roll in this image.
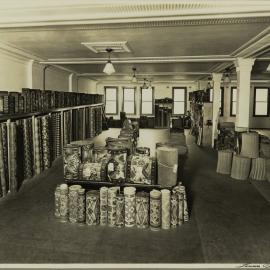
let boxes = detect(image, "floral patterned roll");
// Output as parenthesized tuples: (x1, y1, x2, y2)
(1, 123, 8, 192)
(34, 117, 41, 175)
(68, 185, 82, 223)
(23, 118, 33, 180)
(63, 111, 71, 147)
(54, 185, 61, 218)
(136, 192, 149, 229)
(115, 193, 125, 228)
(150, 189, 161, 231)
(59, 184, 69, 223)
(93, 146, 108, 163)
(107, 187, 119, 227)
(0, 125, 7, 196)
(124, 187, 136, 227)
(78, 188, 86, 224)
(173, 184, 189, 225)
(63, 144, 81, 180)
(161, 189, 171, 230)
(41, 115, 51, 170)
(100, 186, 108, 226)
(9, 122, 18, 194)
(170, 193, 178, 228)
(86, 190, 100, 226)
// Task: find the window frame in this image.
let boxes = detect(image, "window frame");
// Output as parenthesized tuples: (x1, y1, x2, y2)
(172, 87, 187, 116)
(105, 86, 118, 115)
(253, 87, 269, 117)
(230, 86, 237, 117)
(122, 86, 136, 115)
(140, 86, 155, 116)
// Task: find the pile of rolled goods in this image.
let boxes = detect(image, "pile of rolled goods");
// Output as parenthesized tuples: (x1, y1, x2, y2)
(54, 182, 189, 230)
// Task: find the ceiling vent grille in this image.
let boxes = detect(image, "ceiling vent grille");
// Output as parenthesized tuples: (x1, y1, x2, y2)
(81, 41, 131, 53)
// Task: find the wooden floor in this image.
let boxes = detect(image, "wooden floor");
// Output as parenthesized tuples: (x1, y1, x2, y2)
(0, 128, 269, 264)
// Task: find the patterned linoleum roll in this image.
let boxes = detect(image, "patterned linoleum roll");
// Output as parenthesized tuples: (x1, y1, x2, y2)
(86, 190, 100, 226)
(37, 118, 44, 172)
(63, 145, 81, 180)
(0, 126, 6, 196)
(78, 188, 86, 224)
(174, 186, 184, 225)
(107, 187, 119, 227)
(100, 186, 108, 225)
(124, 187, 136, 227)
(181, 186, 189, 222)
(34, 117, 41, 175)
(23, 119, 33, 180)
(136, 191, 149, 229)
(115, 193, 125, 228)
(68, 185, 82, 223)
(63, 111, 71, 146)
(51, 112, 61, 158)
(54, 185, 61, 218)
(161, 189, 171, 229)
(9, 122, 18, 194)
(59, 184, 69, 223)
(150, 189, 162, 231)
(41, 115, 51, 170)
(170, 193, 178, 228)
(1, 123, 8, 192)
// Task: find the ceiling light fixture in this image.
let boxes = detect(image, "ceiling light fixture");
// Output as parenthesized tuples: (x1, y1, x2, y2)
(103, 48, 115, 75)
(223, 68, 231, 84)
(206, 76, 212, 90)
(131, 67, 137, 83)
(142, 78, 148, 89)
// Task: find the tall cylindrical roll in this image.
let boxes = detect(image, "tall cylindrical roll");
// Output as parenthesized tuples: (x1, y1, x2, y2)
(77, 188, 86, 224)
(68, 185, 82, 223)
(170, 193, 178, 228)
(150, 189, 161, 231)
(161, 189, 171, 229)
(115, 193, 125, 228)
(54, 185, 61, 218)
(59, 184, 69, 223)
(86, 190, 100, 226)
(136, 191, 149, 229)
(124, 187, 136, 227)
(107, 187, 119, 227)
(100, 186, 108, 226)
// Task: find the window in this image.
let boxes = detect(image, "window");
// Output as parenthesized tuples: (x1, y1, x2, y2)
(173, 87, 186, 115)
(254, 87, 269, 116)
(219, 87, 224, 116)
(105, 87, 118, 114)
(230, 87, 237, 116)
(141, 87, 154, 115)
(123, 87, 136, 114)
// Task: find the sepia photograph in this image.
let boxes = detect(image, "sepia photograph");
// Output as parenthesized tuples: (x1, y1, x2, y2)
(0, 1, 269, 269)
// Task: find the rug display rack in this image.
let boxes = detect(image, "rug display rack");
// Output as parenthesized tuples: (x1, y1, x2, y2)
(0, 103, 104, 198)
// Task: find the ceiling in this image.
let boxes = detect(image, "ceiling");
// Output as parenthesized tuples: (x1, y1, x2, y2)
(0, 0, 270, 83)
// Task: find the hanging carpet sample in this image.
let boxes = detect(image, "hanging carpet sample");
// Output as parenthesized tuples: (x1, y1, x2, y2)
(23, 118, 33, 180)
(9, 122, 18, 194)
(41, 115, 51, 170)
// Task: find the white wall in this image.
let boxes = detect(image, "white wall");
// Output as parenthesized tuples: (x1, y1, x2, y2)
(78, 77, 97, 94)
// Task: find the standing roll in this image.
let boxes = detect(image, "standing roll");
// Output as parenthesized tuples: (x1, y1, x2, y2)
(115, 193, 125, 228)
(150, 189, 161, 231)
(107, 187, 119, 227)
(63, 145, 81, 180)
(100, 186, 108, 226)
(124, 187, 136, 227)
(54, 185, 61, 218)
(86, 190, 100, 226)
(170, 193, 178, 228)
(136, 192, 149, 229)
(77, 188, 86, 224)
(59, 184, 69, 223)
(68, 185, 82, 223)
(41, 115, 51, 170)
(161, 189, 171, 229)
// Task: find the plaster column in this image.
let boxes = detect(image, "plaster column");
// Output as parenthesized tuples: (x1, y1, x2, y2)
(68, 73, 76, 92)
(26, 59, 35, 88)
(234, 58, 255, 132)
(211, 73, 223, 147)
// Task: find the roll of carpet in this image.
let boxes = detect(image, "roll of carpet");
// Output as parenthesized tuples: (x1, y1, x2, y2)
(231, 155, 251, 180)
(1, 123, 8, 192)
(156, 146, 178, 187)
(54, 185, 61, 218)
(173, 184, 189, 224)
(161, 189, 171, 229)
(63, 144, 81, 180)
(77, 188, 86, 224)
(241, 132, 259, 158)
(0, 125, 7, 196)
(23, 118, 33, 180)
(93, 146, 108, 163)
(250, 158, 267, 181)
(170, 193, 178, 228)
(150, 189, 161, 231)
(136, 191, 149, 229)
(41, 115, 51, 170)
(100, 186, 108, 226)
(124, 186, 136, 227)
(86, 190, 100, 226)
(34, 117, 41, 175)
(63, 111, 71, 146)
(107, 187, 119, 227)
(68, 185, 82, 223)
(9, 122, 18, 194)
(59, 184, 69, 223)
(115, 193, 125, 228)
(216, 150, 233, 175)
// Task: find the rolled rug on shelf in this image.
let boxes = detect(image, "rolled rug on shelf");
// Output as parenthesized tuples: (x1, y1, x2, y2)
(59, 184, 69, 223)
(161, 189, 171, 229)
(107, 187, 119, 227)
(77, 188, 86, 224)
(68, 185, 82, 223)
(150, 189, 162, 231)
(100, 186, 108, 226)
(86, 190, 100, 226)
(124, 186, 136, 228)
(136, 191, 149, 229)
(115, 193, 125, 228)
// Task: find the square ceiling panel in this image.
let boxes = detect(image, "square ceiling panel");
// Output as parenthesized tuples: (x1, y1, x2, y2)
(81, 41, 131, 53)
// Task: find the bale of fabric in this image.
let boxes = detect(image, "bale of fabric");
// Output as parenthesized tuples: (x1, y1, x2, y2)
(231, 155, 251, 180)
(216, 150, 233, 175)
(260, 142, 270, 159)
(250, 157, 267, 181)
(156, 146, 178, 187)
(240, 132, 259, 158)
